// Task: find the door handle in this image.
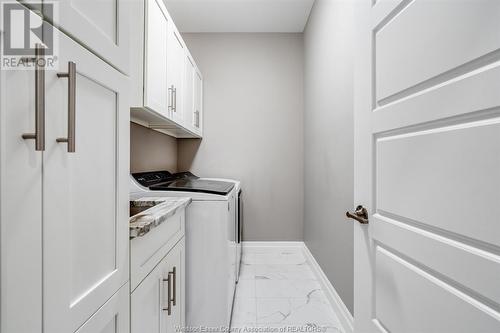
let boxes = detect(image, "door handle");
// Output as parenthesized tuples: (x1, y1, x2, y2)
(170, 267, 176, 306)
(346, 205, 369, 224)
(56, 61, 76, 153)
(22, 43, 46, 151)
(162, 275, 172, 315)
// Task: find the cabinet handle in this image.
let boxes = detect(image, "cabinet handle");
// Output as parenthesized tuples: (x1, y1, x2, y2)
(22, 43, 46, 151)
(56, 61, 76, 153)
(170, 267, 176, 306)
(195, 110, 200, 128)
(162, 275, 172, 315)
(168, 85, 174, 112)
(173, 87, 177, 112)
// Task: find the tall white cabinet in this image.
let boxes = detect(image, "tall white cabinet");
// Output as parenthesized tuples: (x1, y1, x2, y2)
(0, 2, 130, 333)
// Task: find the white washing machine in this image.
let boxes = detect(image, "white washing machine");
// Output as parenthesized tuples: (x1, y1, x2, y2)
(130, 171, 241, 328)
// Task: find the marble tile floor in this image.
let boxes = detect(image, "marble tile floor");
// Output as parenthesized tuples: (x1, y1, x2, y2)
(231, 245, 343, 333)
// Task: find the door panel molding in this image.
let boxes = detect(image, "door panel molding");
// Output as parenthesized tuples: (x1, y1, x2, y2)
(374, 246, 500, 332)
(373, 62, 500, 133)
(375, 0, 500, 103)
(373, 213, 500, 306)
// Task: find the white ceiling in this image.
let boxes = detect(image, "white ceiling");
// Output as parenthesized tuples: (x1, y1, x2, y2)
(164, 0, 315, 33)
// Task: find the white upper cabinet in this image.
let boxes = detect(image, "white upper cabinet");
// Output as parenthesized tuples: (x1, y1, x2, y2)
(130, 0, 203, 139)
(44, 0, 130, 74)
(144, 0, 169, 116)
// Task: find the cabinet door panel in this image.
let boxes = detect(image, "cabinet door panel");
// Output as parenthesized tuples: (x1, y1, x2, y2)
(132, 239, 184, 333)
(144, 0, 168, 116)
(45, 0, 129, 73)
(193, 70, 203, 135)
(43, 25, 129, 333)
(131, 255, 166, 333)
(0, 5, 44, 332)
(183, 56, 195, 131)
(77, 284, 130, 333)
(167, 25, 185, 123)
(165, 239, 184, 333)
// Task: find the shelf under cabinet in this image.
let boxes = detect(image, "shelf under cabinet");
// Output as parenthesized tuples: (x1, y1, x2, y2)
(131, 107, 202, 139)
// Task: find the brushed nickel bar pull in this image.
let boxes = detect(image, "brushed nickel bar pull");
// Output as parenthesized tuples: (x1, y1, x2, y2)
(162, 275, 172, 315)
(22, 43, 45, 151)
(168, 85, 174, 112)
(346, 205, 369, 224)
(173, 87, 177, 112)
(195, 110, 200, 127)
(170, 267, 176, 306)
(56, 61, 76, 153)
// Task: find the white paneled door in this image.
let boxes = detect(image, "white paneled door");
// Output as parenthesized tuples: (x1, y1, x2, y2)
(353, 0, 500, 332)
(43, 26, 129, 333)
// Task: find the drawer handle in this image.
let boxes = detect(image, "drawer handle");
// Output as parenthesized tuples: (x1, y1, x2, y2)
(162, 275, 172, 315)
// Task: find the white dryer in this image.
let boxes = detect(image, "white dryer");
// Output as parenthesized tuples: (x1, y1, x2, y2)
(130, 171, 241, 328)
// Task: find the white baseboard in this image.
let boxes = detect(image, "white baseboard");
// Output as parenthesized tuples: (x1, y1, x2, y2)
(242, 241, 305, 248)
(302, 244, 354, 333)
(242, 241, 354, 333)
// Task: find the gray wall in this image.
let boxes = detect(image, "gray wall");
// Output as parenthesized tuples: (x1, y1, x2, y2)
(130, 122, 178, 173)
(303, 0, 355, 314)
(179, 33, 304, 241)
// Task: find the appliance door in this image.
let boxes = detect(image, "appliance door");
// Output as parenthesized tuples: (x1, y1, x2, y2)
(236, 190, 242, 282)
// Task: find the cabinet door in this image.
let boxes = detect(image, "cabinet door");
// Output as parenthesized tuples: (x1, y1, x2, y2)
(0, 5, 44, 332)
(183, 55, 195, 131)
(77, 284, 130, 333)
(44, 0, 130, 73)
(132, 239, 185, 333)
(42, 25, 129, 333)
(167, 24, 185, 123)
(193, 70, 203, 135)
(144, 0, 168, 116)
(131, 260, 164, 333)
(164, 239, 185, 333)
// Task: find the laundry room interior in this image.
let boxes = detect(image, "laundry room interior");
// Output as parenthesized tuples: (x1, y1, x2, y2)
(2, 0, 499, 332)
